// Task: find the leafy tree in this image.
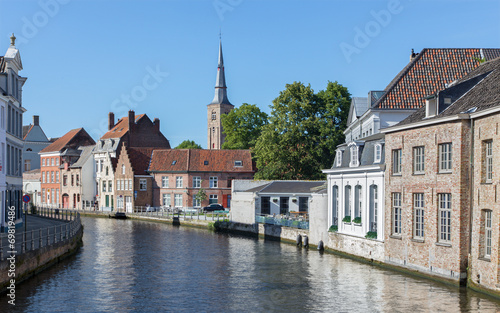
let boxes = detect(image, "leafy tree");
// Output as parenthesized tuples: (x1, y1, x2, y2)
(221, 103, 268, 150)
(175, 140, 202, 149)
(195, 188, 207, 205)
(253, 81, 351, 180)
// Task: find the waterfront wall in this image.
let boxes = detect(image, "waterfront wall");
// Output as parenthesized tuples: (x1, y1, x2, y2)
(327, 232, 384, 262)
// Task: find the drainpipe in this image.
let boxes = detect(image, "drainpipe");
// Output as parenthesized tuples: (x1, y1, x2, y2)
(468, 117, 475, 274)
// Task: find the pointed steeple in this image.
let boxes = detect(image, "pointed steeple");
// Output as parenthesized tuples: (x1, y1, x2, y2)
(211, 40, 231, 105)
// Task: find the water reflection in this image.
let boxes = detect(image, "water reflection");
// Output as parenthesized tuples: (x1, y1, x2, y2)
(1, 217, 500, 312)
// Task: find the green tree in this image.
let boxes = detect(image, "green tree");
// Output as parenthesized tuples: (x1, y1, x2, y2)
(195, 188, 207, 206)
(175, 140, 203, 149)
(221, 103, 268, 150)
(253, 81, 351, 180)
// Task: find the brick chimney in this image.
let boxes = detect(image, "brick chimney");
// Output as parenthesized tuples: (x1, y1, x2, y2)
(128, 110, 135, 133)
(153, 118, 160, 133)
(108, 112, 115, 130)
(33, 115, 39, 126)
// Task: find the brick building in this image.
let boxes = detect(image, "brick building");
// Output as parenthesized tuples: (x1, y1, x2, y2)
(60, 146, 95, 209)
(39, 128, 95, 207)
(114, 145, 154, 212)
(148, 149, 255, 209)
(94, 110, 170, 210)
(381, 56, 500, 285)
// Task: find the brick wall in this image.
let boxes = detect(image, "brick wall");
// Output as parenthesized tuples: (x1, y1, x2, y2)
(384, 120, 471, 282)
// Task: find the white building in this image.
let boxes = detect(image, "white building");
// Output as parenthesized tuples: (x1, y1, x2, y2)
(0, 34, 26, 232)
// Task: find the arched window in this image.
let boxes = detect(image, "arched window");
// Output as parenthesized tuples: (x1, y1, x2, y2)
(354, 185, 362, 220)
(122, 164, 126, 175)
(211, 111, 216, 120)
(332, 185, 338, 226)
(374, 144, 382, 163)
(369, 185, 378, 233)
(344, 185, 351, 220)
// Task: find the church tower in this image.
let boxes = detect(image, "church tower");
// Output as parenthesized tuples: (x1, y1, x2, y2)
(207, 39, 234, 150)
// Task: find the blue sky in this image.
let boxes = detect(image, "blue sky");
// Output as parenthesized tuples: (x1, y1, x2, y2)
(0, 0, 499, 148)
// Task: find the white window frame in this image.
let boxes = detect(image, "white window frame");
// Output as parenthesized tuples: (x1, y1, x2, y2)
(209, 176, 218, 188)
(176, 176, 183, 188)
(413, 193, 424, 240)
(374, 144, 382, 163)
(193, 196, 201, 208)
(234, 160, 243, 167)
(485, 210, 492, 258)
(122, 164, 126, 175)
(209, 194, 218, 204)
(350, 145, 359, 167)
(354, 185, 362, 219)
(438, 143, 452, 173)
(438, 193, 451, 243)
(486, 141, 493, 183)
(193, 176, 201, 188)
(413, 146, 425, 174)
(128, 179, 132, 190)
(393, 149, 402, 175)
(336, 150, 342, 167)
(162, 176, 169, 188)
(174, 194, 183, 207)
(139, 179, 147, 191)
(162, 194, 171, 207)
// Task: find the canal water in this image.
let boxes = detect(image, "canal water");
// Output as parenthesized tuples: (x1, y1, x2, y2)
(2, 217, 500, 312)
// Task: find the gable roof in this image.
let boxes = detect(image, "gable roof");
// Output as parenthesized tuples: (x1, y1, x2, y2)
(245, 181, 325, 194)
(40, 128, 95, 153)
(128, 147, 155, 175)
(149, 149, 255, 173)
(373, 48, 500, 110)
(69, 146, 95, 168)
(388, 56, 500, 129)
(100, 114, 145, 140)
(346, 97, 368, 126)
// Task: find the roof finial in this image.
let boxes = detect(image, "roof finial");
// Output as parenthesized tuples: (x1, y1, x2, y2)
(10, 33, 16, 46)
(219, 28, 222, 40)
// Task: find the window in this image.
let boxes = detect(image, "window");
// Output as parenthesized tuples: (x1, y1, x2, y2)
(139, 179, 147, 191)
(354, 185, 362, 219)
(193, 176, 201, 188)
(332, 185, 338, 226)
(438, 193, 451, 243)
(413, 146, 425, 174)
(176, 176, 183, 188)
(124, 179, 128, 191)
(485, 210, 492, 258)
(24, 159, 31, 172)
(117, 197, 124, 209)
(279, 197, 289, 214)
(172, 160, 177, 165)
(56, 158, 59, 166)
(122, 164, 125, 175)
(369, 185, 378, 232)
(413, 193, 425, 239)
(344, 185, 351, 219)
(209, 176, 218, 188)
(393, 149, 402, 175)
(392, 193, 402, 235)
(63, 175, 67, 186)
(174, 194, 183, 207)
(128, 179, 132, 190)
(374, 144, 382, 163)
(42, 158, 45, 167)
(193, 196, 201, 208)
(234, 160, 242, 167)
(261, 196, 270, 215)
(51, 158, 54, 166)
(350, 145, 359, 167)
(108, 180, 112, 192)
(42, 171, 45, 183)
(51, 171, 54, 183)
(100, 160, 103, 173)
(209, 194, 218, 205)
(106, 166, 109, 176)
(204, 160, 209, 166)
(162, 176, 169, 188)
(42, 188, 45, 203)
(336, 150, 342, 167)
(439, 143, 452, 173)
(103, 181, 107, 192)
(56, 171, 60, 183)
(485, 141, 493, 183)
(76, 174, 79, 186)
(95, 160, 99, 172)
(299, 197, 308, 212)
(211, 111, 216, 120)
(162, 194, 171, 207)
(71, 175, 74, 186)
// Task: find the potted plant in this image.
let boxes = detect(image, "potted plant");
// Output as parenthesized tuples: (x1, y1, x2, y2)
(365, 231, 377, 239)
(342, 215, 351, 223)
(328, 225, 338, 232)
(353, 217, 362, 224)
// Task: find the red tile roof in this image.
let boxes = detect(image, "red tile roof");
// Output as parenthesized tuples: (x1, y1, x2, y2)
(40, 128, 93, 153)
(149, 149, 255, 173)
(374, 48, 500, 110)
(100, 114, 145, 140)
(127, 147, 155, 175)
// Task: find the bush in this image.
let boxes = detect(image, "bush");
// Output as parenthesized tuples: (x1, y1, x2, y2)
(353, 217, 362, 224)
(342, 216, 351, 223)
(328, 225, 338, 232)
(365, 231, 377, 239)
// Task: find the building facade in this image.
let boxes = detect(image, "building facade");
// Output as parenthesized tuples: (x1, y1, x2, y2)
(60, 146, 95, 209)
(149, 149, 255, 209)
(23, 115, 50, 172)
(207, 40, 234, 150)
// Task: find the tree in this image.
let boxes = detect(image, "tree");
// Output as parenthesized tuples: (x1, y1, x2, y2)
(195, 188, 207, 206)
(253, 81, 351, 180)
(221, 103, 268, 150)
(175, 140, 202, 149)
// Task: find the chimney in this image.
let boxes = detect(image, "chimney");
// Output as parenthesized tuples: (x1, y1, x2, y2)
(410, 48, 419, 62)
(128, 110, 135, 132)
(153, 118, 160, 133)
(33, 115, 39, 126)
(108, 112, 115, 130)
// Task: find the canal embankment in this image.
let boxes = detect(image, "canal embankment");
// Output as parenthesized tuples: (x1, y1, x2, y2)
(0, 209, 83, 294)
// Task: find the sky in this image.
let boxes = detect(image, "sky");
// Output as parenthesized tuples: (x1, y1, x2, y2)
(0, 0, 499, 148)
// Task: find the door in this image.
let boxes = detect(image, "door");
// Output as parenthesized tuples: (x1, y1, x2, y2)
(125, 196, 132, 213)
(105, 195, 109, 207)
(62, 195, 69, 209)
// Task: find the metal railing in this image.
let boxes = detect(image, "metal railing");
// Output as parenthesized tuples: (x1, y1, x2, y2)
(128, 206, 230, 222)
(0, 206, 82, 261)
(255, 213, 309, 230)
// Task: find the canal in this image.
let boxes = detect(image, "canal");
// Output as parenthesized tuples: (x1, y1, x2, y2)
(2, 217, 500, 312)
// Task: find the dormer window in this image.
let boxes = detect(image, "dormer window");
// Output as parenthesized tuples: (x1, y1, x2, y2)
(425, 97, 437, 118)
(172, 160, 177, 165)
(234, 160, 242, 167)
(350, 145, 359, 167)
(336, 150, 342, 167)
(204, 160, 209, 165)
(374, 144, 382, 163)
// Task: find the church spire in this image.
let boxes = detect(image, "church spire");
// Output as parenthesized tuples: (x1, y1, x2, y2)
(211, 39, 231, 105)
